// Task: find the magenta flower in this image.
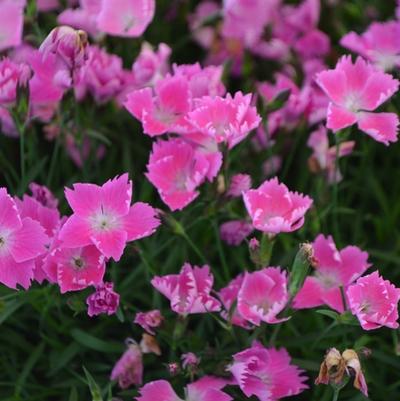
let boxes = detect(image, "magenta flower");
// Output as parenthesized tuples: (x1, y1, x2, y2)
(237, 267, 288, 326)
(0, 0, 25, 52)
(111, 341, 143, 388)
(145, 139, 209, 211)
(151, 263, 221, 315)
(39, 26, 88, 86)
(132, 42, 171, 87)
(37, 0, 59, 12)
(316, 56, 399, 145)
(97, 0, 155, 37)
(243, 177, 313, 234)
(86, 281, 120, 317)
(226, 174, 252, 198)
(293, 234, 370, 313)
(29, 183, 58, 209)
(340, 21, 400, 71)
(124, 74, 191, 136)
(53, 245, 105, 293)
(136, 376, 232, 401)
(0, 188, 48, 289)
(188, 92, 261, 149)
(173, 63, 226, 99)
(347, 271, 400, 330)
(307, 125, 355, 183)
(0, 58, 30, 106)
(59, 174, 160, 261)
(74, 45, 124, 103)
(220, 220, 254, 246)
(219, 273, 251, 329)
(228, 342, 308, 401)
(181, 352, 199, 369)
(134, 310, 164, 335)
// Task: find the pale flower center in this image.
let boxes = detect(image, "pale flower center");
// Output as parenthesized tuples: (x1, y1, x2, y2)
(316, 270, 340, 289)
(90, 207, 119, 231)
(123, 15, 136, 32)
(71, 256, 85, 271)
(344, 93, 361, 113)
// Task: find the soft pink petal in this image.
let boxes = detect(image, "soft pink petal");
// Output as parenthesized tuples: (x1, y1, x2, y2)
(65, 183, 102, 216)
(0, 255, 34, 290)
(293, 277, 324, 309)
(91, 229, 127, 261)
(136, 380, 180, 401)
(124, 202, 160, 241)
(59, 215, 93, 248)
(326, 103, 357, 132)
(357, 112, 399, 145)
(101, 173, 132, 216)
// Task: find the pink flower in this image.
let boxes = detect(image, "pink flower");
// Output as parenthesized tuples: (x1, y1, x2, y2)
(0, 188, 48, 289)
(124, 74, 191, 136)
(219, 273, 250, 329)
(340, 21, 400, 71)
(188, 92, 261, 149)
(151, 263, 221, 315)
(132, 42, 171, 87)
(134, 310, 164, 335)
(97, 0, 155, 38)
(220, 220, 253, 246)
(237, 267, 288, 326)
(243, 177, 313, 234)
(181, 352, 199, 369)
(57, 0, 102, 38)
(0, 58, 30, 106)
(293, 234, 370, 313)
(86, 281, 120, 316)
(316, 56, 399, 145)
(173, 63, 226, 99)
(111, 341, 143, 388)
(37, 0, 59, 12)
(145, 139, 209, 211)
(307, 125, 355, 183)
(294, 29, 330, 60)
(29, 183, 58, 209)
(263, 156, 282, 177)
(136, 376, 232, 401)
(0, 0, 25, 52)
(39, 26, 88, 83)
(52, 245, 105, 293)
(59, 174, 160, 261)
(74, 45, 124, 103)
(347, 271, 400, 330)
(228, 342, 308, 401)
(227, 174, 251, 197)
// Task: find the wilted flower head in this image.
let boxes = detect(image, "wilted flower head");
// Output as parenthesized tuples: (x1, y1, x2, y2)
(97, 0, 155, 38)
(59, 174, 160, 261)
(39, 25, 88, 79)
(237, 267, 289, 326)
(347, 271, 400, 330)
(134, 309, 164, 335)
(293, 234, 369, 313)
(316, 348, 368, 397)
(316, 56, 399, 145)
(340, 21, 400, 71)
(139, 333, 161, 356)
(111, 340, 143, 388)
(227, 174, 252, 197)
(243, 177, 313, 234)
(0, 0, 26, 52)
(151, 263, 221, 315)
(86, 281, 120, 317)
(228, 342, 308, 401)
(220, 220, 253, 247)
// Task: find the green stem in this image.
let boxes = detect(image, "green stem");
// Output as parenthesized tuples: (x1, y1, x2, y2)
(332, 387, 340, 401)
(181, 231, 208, 265)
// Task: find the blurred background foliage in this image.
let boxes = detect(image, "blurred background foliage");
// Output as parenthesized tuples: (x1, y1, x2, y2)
(1, 0, 400, 400)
